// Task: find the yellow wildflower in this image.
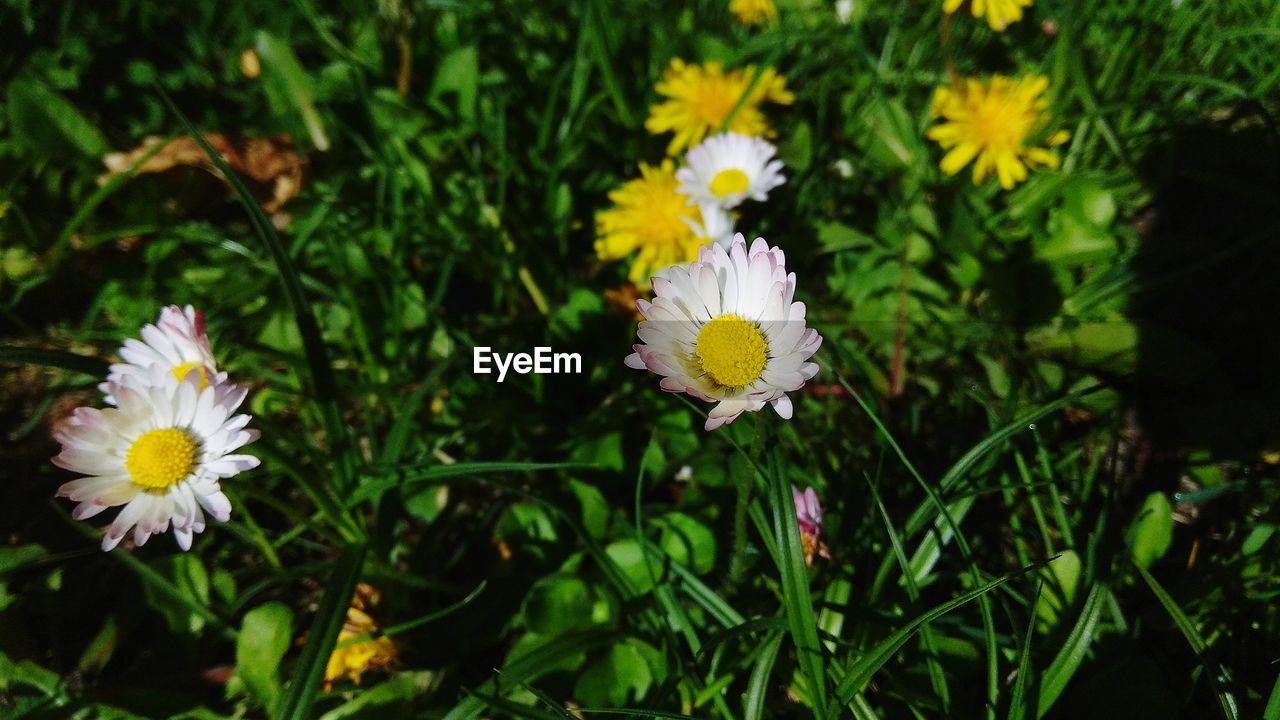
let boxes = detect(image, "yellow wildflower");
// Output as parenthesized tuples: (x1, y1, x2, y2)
(596, 160, 705, 285)
(646, 59, 794, 156)
(926, 75, 1069, 190)
(323, 584, 399, 691)
(730, 0, 777, 26)
(942, 0, 1032, 31)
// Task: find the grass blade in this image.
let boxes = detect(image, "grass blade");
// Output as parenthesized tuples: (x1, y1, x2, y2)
(1133, 563, 1238, 720)
(1264, 674, 1280, 720)
(1037, 583, 1108, 716)
(442, 629, 620, 720)
(156, 89, 346, 459)
(276, 543, 367, 720)
(744, 631, 784, 720)
(768, 445, 829, 717)
(0, 346, 108, 376)
(833, 569, 1024, 706)
(1007, 583, 1041, 720)
(348, 461, 593, 507)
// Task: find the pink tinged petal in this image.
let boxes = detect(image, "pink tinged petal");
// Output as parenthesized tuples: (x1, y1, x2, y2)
(771, 394, 794, 420)
(73, 502, 109, 520)
(624, 353, 646, 370)
(659, 377, 688, 393)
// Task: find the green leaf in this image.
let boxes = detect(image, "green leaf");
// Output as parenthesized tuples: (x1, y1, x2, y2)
(1027, 322, 1137, 374)
(1127, 493, 1173, 569)
(657, 512, 717, 575)
(1036, 550, 1082, 628)
(255, 31, 330, 150)
(430, 46, 480, 121)
(7, 76, 108, 159)
(522, 575, 596, 636)
(237, 602, 295, 712)
(604, 539, 655, 595)
(276, 544, 367, 720)
(1133, 563, 1237, 719)
(573, 641, 655, 707)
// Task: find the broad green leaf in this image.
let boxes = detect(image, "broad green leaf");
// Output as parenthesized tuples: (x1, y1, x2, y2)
(573, 641, 655, 707)
(657, 512, 717, 575)
(1128, 493, 1173, 569)
(237, 602, 295, 712)
(255, 31, 330, 150)
(522, 574, 595, 636)
(7, 76, 108, 159)
(430, 45, 480, 121)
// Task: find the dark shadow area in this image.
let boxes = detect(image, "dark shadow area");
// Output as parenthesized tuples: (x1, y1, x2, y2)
(1129, 110, 1280, 463)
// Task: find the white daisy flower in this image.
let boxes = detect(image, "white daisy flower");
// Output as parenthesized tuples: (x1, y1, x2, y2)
(682, 201, 737, 247)
(100, 305, 219, 402)
(625, 233, 822, 431)
(54, 366, 259, 551)
(676, 132, 786, 210)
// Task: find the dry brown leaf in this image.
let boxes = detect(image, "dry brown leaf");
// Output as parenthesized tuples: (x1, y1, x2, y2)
(99, 134, 304, 213)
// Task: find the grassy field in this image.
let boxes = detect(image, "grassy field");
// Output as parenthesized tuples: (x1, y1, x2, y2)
(2, 0, 1280, 718)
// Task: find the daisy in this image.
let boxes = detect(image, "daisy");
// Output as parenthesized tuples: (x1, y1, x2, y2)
(793, 485, 830, 566)
(596, 160, 707, 285)
(100, 304, 219, 401)
(625, 233, 822, 431)
(646, 59, 795, 156)
(683, 201, 737, 248)
(53, 365, 259, 551)
(324, 584, 399, 690)
(927, 75, 1069, 190)
(943, 0, 1032, 31)
(731, 0, 777, 26)
(677, 132, 786, 210)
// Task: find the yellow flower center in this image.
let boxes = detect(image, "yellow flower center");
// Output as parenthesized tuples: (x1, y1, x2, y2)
(710, 168, 750, 199)
(171, 362, 209, 391)
(126, 428, 198, 489)
(696, 314, 768, 388)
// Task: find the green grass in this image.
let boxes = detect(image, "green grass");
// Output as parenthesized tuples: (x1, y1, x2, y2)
(2, 0, 1280, 718)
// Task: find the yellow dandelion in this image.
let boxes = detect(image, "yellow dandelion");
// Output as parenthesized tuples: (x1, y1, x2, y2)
(943, 0, 1032, 31)
(730, 0, 777, 26)
(324, 584, 399, 691)
(646, 59, 795, 156)
(596, 160, 706, 285)
(926, 75, 1069, 190)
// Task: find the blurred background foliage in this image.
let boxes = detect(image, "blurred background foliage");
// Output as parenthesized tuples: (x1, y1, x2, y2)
(2, 0, 1279, 718)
